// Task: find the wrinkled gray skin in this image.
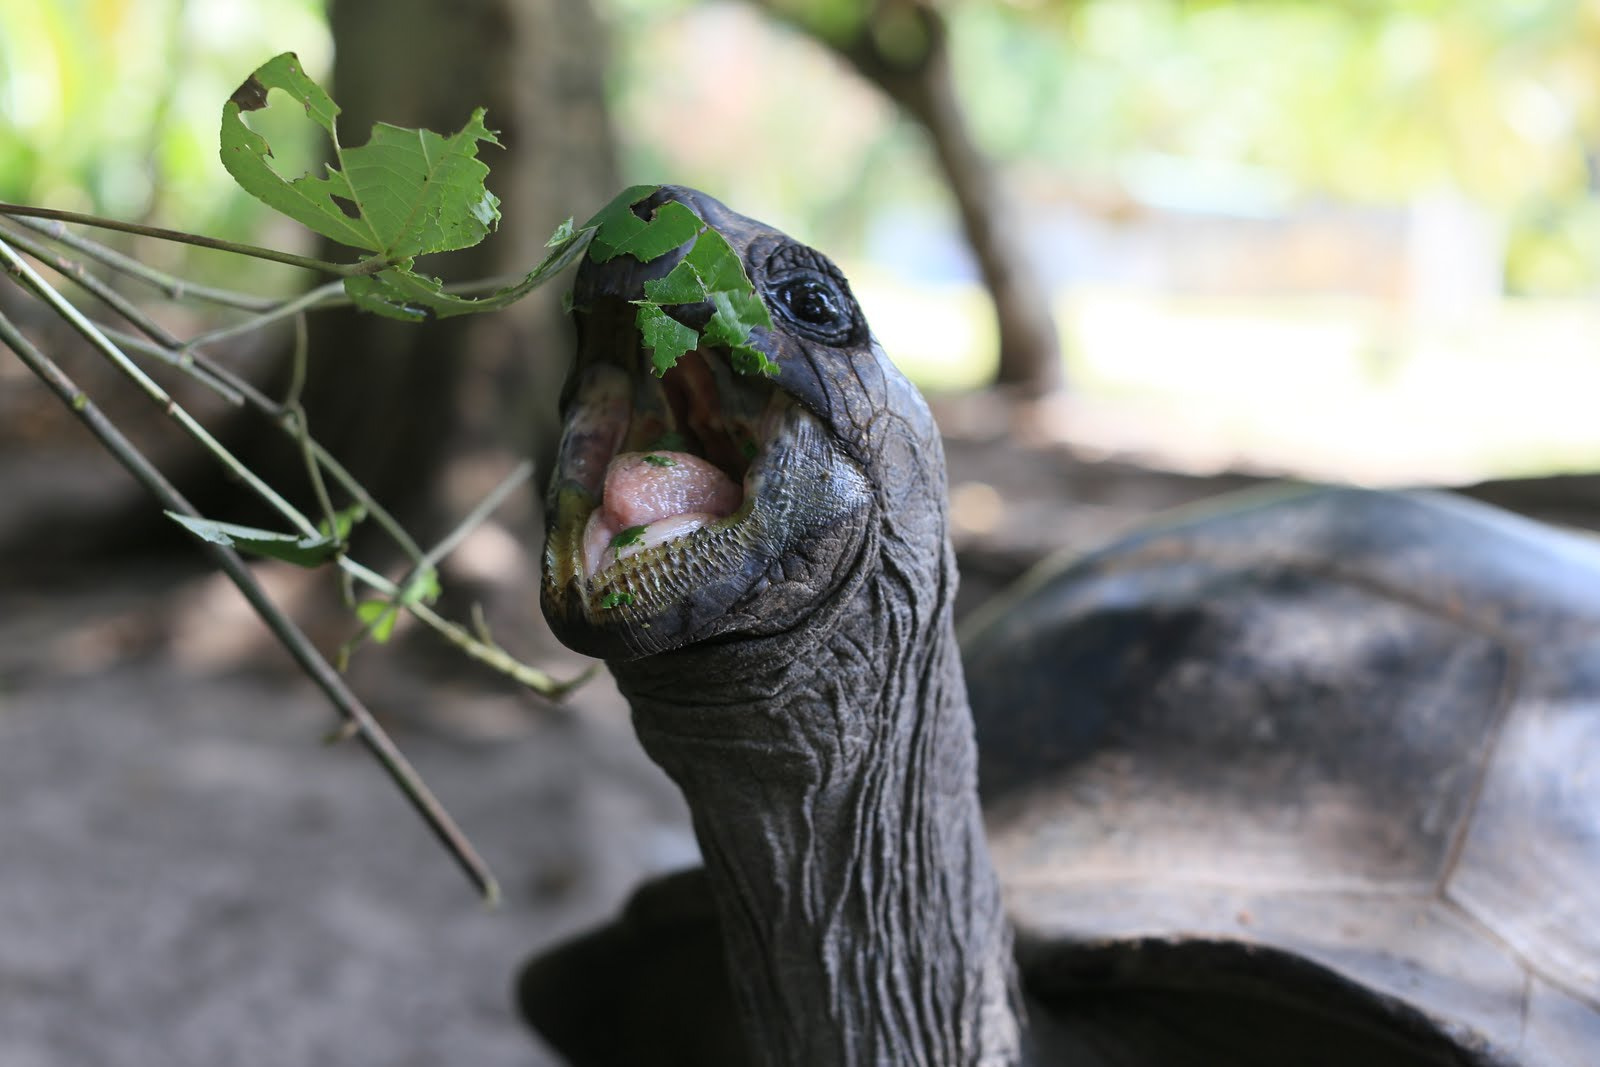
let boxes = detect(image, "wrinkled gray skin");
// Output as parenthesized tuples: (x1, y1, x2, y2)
(538, 187, 1020, 1066)
(528, 188, 1600, 1066)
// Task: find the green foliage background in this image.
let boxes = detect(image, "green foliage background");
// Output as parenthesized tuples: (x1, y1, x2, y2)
(0, 0, 330, 285)
(5, 0, 1600, 478)
(7, 0, 1599, 290)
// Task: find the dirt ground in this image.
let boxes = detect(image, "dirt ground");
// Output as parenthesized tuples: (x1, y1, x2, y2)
(3, 381, 1597, 1066)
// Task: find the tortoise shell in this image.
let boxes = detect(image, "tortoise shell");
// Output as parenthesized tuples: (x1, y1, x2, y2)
(963, 485, 1600, 1065)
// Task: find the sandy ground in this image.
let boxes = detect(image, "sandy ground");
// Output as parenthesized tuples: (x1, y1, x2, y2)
(0, 572, 698, 1067)
(5, 393, 1594, 1067)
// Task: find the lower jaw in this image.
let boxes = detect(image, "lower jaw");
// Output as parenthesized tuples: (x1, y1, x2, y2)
(541, 500, 774, 660)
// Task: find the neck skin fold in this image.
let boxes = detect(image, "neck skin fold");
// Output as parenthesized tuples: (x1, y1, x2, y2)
(615, 535, 1023, 1067)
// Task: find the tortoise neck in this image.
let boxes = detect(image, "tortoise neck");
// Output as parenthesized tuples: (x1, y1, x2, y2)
(618, 543, 1022, 1067)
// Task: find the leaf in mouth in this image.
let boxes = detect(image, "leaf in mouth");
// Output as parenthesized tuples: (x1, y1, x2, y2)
(609, 524, 648, 549)
(600, 591, 635, 609)
(643, 454, 677, 468)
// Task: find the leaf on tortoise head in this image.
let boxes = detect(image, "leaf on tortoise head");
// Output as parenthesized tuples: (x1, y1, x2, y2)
(636, 227, 777, 377)
(220, 52, 501, 259)
(585, 186, 704, 264)
(635, 301, 700, 376)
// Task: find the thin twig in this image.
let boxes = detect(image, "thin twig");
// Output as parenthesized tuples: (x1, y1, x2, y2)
(7, 215, 278, 310)
(0, 307, 500, 903)
(0, 222, 246, 404)
(98, 323, 260, 408)
(420, 460, 534, 574)
(97, 317, 429, 567)
(0, 201, 386, 277)
(0, 236, 318, 538)
(181, 278, 347, 350)
(340, 556, 587, 697)
(282, 314, 351, 601)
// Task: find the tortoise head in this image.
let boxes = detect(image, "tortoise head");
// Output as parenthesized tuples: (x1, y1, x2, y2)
(541, 185, 946, 662)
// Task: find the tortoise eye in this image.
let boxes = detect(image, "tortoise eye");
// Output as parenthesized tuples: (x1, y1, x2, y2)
(776, 278, 843, 328)
(770, 272, 857, 344)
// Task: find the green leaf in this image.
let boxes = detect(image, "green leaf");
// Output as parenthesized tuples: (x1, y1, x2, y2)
(545, 217, 576, 247)
(220, 52, 501, 258)
(400, 567, 442, 606)
(643, 454, 676, 467)
(609, 524, 648, 549)
(636, 227, 776, 376)
(351, 567, 437, 646)
(586, 186, 703, 264)
(356, 599, 400, 643)
(165, 511, 343, 566)
(635, 302, 700, 375)
(599, 591, 634, 609)
(342, 204, 600, 320)
(316, 503, 367, 541)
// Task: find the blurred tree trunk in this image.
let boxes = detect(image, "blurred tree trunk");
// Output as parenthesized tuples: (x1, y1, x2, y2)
(759, 0, 1062, 393)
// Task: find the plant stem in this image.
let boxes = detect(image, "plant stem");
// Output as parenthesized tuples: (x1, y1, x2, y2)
(0, 236, 319, 539)
(182, 278, 346, 351)
(339, 556, 586, 697)
(0, 201, 384, 277)
(420, 460, 533, 574)
(0, 307, 500, 903)
(6, 215, 278, 310)
(0, 221, 246, 404)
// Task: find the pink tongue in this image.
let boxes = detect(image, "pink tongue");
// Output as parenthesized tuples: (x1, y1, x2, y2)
(603, 451, 742, 526)
(582, 451, 743, 577)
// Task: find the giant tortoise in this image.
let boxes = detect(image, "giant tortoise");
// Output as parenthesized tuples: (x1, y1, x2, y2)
(519, 185, 1599, 1066)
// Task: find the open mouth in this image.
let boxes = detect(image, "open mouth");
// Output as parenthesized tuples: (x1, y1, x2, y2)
(543, 324, 808, 631)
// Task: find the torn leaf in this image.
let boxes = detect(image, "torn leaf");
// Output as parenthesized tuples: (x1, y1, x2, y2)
(220, 52, 501, 259)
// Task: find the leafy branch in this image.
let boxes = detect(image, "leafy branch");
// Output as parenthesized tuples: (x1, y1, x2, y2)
(0, 52, 775, 900)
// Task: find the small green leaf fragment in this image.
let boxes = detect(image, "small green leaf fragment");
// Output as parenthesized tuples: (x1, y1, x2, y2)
(610, 524, 648, 549)
(730, 344, 781, 377)
(643, 454, 676, 467)
(356, 599, 400, 642)
(635, 226, 776, 377)
(740, 439, 759, 460)
(600, 591, 634, 609)
(164, 511, 343, 566)
(316, 503, 368, 542)
(545, 216, 576, 247)
(401, 567, 442, 606)
(636, 301, 699, 375)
